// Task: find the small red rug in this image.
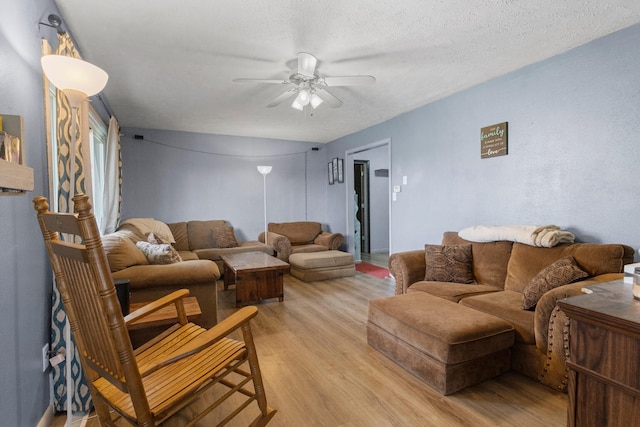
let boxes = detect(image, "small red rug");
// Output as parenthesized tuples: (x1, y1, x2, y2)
(356, 262, 391, 279)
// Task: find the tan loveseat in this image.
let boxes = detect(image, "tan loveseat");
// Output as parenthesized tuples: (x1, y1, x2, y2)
(102, 218, 273, 328)
(259, 221, 343, 261)
(387, 231, 634, 392)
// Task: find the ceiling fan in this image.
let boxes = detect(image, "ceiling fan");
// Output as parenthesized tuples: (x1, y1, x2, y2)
(232, 52, 375, 111)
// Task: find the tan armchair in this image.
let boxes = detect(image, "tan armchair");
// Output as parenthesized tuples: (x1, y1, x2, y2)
(259, 221, 343, 261)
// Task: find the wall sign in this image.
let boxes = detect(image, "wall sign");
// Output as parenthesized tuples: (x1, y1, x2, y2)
(480, 122, 508, 159)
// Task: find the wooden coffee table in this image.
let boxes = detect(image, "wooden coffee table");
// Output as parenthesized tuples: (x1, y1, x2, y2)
(221, 251, 290, 307)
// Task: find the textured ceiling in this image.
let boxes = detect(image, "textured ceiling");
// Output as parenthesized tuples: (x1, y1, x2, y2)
(54, 0, 640, 143)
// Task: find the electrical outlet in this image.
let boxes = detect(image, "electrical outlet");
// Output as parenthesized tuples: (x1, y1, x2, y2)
(42, 344, 49, 372)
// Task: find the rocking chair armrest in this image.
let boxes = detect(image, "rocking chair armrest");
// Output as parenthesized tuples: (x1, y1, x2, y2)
(140, 305, 259, 377)
(124, 289, 191, 326)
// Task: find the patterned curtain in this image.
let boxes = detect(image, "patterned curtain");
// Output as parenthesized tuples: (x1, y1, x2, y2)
(47, 32, 93, 413)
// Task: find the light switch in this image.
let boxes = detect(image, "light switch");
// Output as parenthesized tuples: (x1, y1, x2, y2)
(402, 175, 408, 185)
(392, 192, 397, 201)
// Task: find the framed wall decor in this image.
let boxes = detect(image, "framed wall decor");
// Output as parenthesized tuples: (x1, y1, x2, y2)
(480, 122, 508, 159)
(337, 158, 344, 183)
(0, 114, 34, 193)
(328, 161, 334, 185)
(332, 157, 338, 182)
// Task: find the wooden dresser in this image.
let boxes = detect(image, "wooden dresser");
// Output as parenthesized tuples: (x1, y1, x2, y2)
(558, 280, 640, 427)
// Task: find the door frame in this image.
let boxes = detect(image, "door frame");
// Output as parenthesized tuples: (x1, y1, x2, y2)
(344, 138, 392, 259)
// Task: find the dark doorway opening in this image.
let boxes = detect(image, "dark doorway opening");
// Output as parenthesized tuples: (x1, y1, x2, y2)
(354, 160, 370, 254)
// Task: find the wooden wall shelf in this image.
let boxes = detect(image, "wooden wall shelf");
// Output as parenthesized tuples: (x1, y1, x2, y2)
(0, 114, 34, 194)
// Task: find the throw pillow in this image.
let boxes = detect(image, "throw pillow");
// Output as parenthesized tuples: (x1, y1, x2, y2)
(424, 244, 475, 284)
(136, 240, 182, 265)
(210, 226, 238, 248)
(522, 256, 589, 310)
(102, 231, 149, 272)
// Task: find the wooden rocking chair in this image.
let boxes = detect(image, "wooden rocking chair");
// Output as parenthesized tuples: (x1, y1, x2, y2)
(34, 194, 276, 427)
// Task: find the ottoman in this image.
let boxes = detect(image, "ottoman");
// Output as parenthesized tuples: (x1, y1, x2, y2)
(367, 292, 515, 395)
(289, 250, 356, 282)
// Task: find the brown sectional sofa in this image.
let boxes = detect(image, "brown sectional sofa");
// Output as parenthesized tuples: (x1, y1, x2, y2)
(102, 218, 273, 329)
(167, 219, 274, 272)
(259, 221, 343, 261)
(381, 231, 634, 392)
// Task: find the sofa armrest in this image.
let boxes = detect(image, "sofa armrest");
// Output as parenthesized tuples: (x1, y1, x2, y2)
(314, 231, 343, 250)
(389, 250, 426, 295)
(533, 272, 623, 391)
(534, 272, 623, 350)
(260, 231, 291, 261)
(112, 260, 220, 328)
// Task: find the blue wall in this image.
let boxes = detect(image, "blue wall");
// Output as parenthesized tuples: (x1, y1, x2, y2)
(1, 0, 60, 424)
(119, 128, 328, 241)
(327, 23, 640, 258)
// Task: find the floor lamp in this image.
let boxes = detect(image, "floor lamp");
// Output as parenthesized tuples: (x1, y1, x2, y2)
(41, 55, 108, 202)
(257, 166, 272, 245)
(41, 54, 108, 427)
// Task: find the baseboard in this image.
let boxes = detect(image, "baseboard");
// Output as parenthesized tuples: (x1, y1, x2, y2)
(37, 404, 54, 427)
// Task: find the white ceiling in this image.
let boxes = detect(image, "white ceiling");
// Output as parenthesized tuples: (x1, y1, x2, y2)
(54, 0, 640, 143)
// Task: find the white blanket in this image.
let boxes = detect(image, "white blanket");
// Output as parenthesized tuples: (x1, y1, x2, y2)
(458, 225, 575, 248)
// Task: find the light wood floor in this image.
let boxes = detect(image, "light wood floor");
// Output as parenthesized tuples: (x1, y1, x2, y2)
(52, 265, 567, 426)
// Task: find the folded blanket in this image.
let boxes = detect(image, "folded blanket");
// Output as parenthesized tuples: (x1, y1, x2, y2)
(459, 225, 574, 248)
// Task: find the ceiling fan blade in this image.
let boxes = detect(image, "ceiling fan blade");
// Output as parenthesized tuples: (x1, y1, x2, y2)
(315, 88, 342, 108)
(323, 75, 376, 86)
(266, 89, 297, 108)
(297, 52, 317, 77)
(232, 78, 289, 84)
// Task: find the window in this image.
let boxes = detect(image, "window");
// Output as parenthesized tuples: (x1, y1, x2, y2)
(89, 109, 108, 230)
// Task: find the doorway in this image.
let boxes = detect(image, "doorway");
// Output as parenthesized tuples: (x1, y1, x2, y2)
(345, 138, 391, 262)
(354, 160, 370, 254)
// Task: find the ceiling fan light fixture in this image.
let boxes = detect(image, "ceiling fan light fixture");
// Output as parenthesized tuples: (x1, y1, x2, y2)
(296, 89, 310, 106)
(310, 93, 323, 109)
(291, 99, 304, 111)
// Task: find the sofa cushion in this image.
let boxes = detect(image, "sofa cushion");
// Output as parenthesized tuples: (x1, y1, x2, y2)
(407, 281, 502, 302)
(194, 240, 274, 261)
(120, 218, 175, 243)
(289, 250, 354, 269)
(187, 220, 228, 250)
(424, 244, 474, 284)
(112, 260, 220, 290)
(505, 242, 631, 293)
(102, 231, 149, 272)
(442, 232, 512, 289)
(136, 241, 182, 265)
(291, 244, 330, 255)
(210, 225, 238, 248)
(268, 221, 322, 245)
(460, 291, 535, 344)
(167, 221, 190, 252)
(522, 256, 589, 310)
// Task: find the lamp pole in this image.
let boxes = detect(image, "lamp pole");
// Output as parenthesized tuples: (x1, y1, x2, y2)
(257, 166, 272, 245)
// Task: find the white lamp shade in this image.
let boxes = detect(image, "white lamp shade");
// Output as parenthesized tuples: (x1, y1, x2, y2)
(295, 89, 310, 106)
(310, 93, 323, 109)
(41, 55, 108, 98)
(257, 165, 272, 175)
(291, 99, 304, 111)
